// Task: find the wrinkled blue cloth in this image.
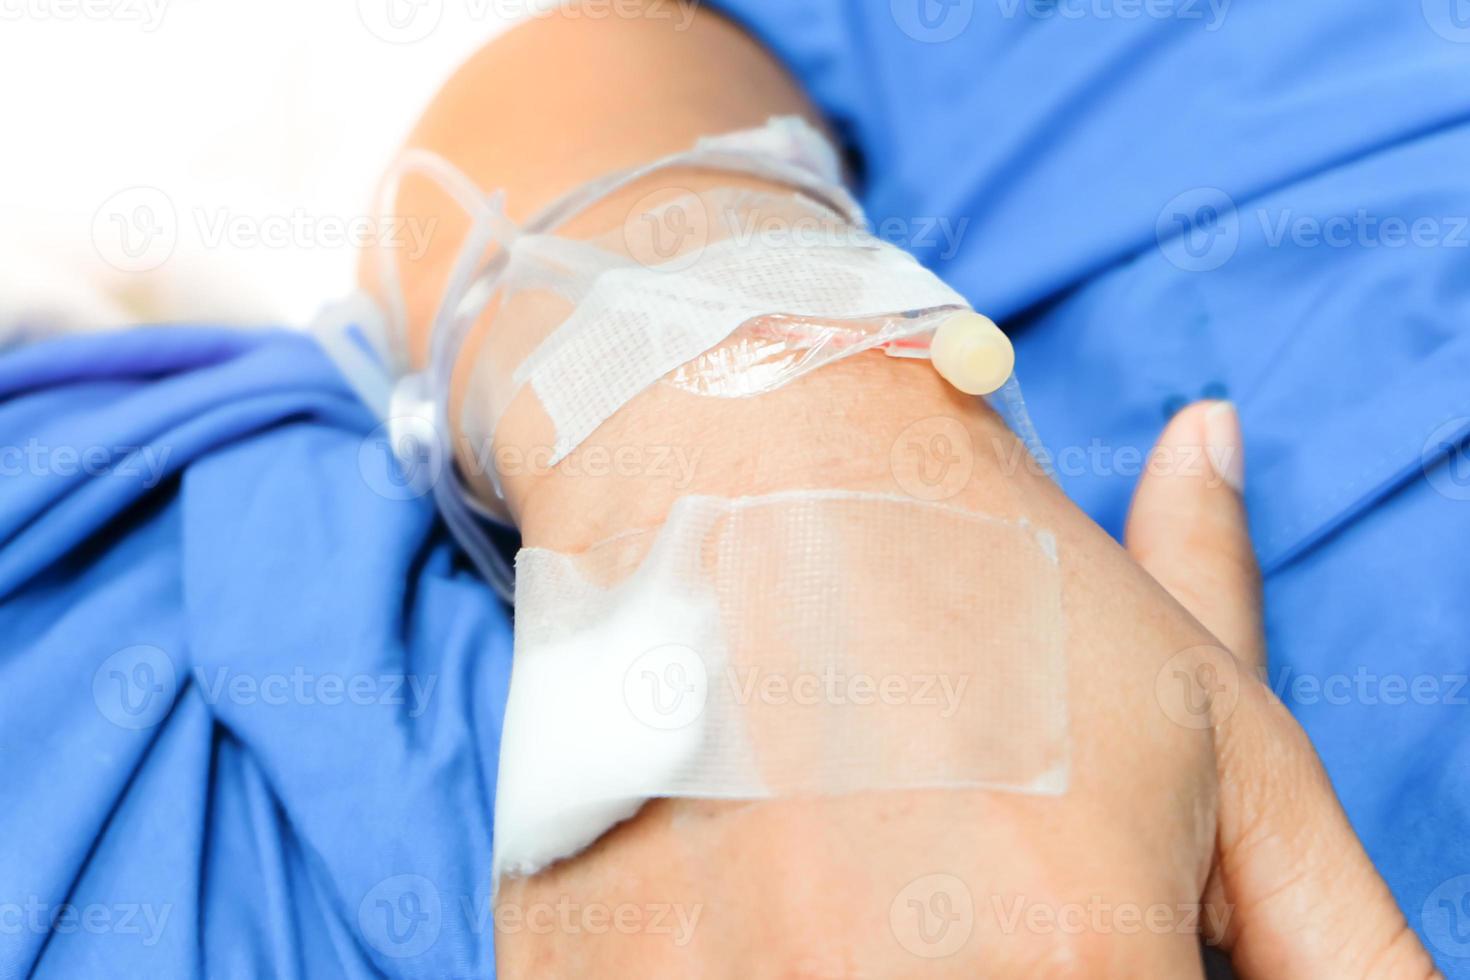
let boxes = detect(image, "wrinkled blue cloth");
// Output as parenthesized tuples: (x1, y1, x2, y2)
(707, 0, 1470, 970)
(0, 327, 510, 978)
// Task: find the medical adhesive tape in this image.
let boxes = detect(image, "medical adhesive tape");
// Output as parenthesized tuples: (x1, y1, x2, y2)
(464, 185, 973, 467)
(492, 489, 1069, 881)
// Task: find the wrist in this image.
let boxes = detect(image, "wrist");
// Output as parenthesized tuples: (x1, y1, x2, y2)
(443, 171, 1026, 548)
(483, 349, 1027, 551)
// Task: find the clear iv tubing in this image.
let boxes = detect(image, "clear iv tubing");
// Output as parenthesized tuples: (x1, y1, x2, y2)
(361, 141, 1051, 601)
(745, 321, 1052, 473)
(418, 140, 873, 500)
(365, 145, 866, 601)
(374, 149, 521, 599)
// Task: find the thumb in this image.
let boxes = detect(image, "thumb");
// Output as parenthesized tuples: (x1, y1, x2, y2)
(1209, 674, 1440, 978)
(1124, 403, 1438, 977)
(1125, 400, 1264, 667)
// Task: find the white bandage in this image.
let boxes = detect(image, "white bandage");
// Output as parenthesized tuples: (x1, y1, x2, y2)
(465, 186, 970, 466)
(492, 490, 1068, 881)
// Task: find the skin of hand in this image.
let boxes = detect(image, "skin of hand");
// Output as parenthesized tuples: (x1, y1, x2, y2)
(488, 382, 1437, 979)
(360, 6, 1440, 976)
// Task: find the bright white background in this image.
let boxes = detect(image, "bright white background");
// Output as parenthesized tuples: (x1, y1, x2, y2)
(0, 0, 554, 334)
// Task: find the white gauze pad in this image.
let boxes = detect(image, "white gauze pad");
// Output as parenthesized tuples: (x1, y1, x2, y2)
(493, 490, 1068, 881)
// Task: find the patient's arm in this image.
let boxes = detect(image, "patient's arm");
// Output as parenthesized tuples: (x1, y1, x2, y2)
(364, 6, 1437, 977)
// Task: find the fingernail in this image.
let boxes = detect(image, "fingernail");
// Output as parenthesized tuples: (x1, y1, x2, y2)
(1204, 401, 1245, 494)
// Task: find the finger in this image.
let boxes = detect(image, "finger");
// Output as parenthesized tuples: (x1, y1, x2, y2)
(1125, 404, 1436, 975)
(1210, 674, 1440, 978)
(1125, 401, 1265, 668)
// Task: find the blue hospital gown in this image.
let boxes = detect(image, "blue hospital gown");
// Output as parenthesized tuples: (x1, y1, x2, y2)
(3, 0, 1470, 973)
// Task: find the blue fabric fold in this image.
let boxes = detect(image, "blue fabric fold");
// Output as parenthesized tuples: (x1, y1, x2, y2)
(1, 327, 511, 979)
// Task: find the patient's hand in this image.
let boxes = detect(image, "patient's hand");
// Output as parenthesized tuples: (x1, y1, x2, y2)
(489, 379, 1436, 979)
(366, 11, 1436, 975)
